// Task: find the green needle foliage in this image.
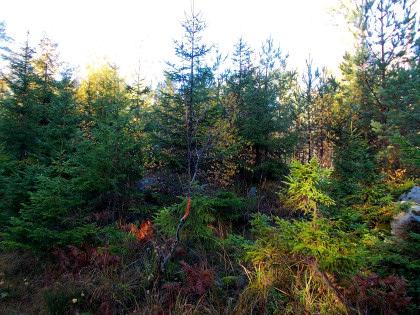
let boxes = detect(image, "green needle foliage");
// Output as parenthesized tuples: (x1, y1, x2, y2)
(283, 158, 334, 219)
(0, 1, 418, 313)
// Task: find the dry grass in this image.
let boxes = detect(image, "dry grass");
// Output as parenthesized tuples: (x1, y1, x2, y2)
(234, 256, 348, 315)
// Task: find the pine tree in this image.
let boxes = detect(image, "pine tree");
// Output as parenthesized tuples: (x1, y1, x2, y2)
(297, 57, 320, 162)
(297, 61, 338, 166)
(339, 0, 418, 170)
(380, 38, 420, 173)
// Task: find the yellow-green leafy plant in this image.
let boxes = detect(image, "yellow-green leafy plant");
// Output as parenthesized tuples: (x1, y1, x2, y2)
(283, 157, 335, 220)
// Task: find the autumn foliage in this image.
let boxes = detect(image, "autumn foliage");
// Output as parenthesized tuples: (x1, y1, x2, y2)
(346, 273, 412, 314)
(163, 261, 214, 297)
(53, 245, 120, 273)
(119, 219, 154, 241)
(129, 220, 154, 241)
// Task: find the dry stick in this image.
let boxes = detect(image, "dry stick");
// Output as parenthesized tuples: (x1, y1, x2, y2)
(158, 3, 216, 271)
(309, 260, 358, 314)
(158, 135, 211, 273)
(159, 196, 191, 273)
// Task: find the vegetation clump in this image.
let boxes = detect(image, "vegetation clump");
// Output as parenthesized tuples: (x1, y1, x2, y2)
(0, 1, 418, 313)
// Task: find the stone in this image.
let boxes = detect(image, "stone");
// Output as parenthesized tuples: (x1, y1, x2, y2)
(136, 176, 159, 192)
(411, 205, 420, 216)
(392, 186, 420, 237)
(399, 186, 420, 203)
(391, 212, 419, 237)
(247, 186, 257, 197)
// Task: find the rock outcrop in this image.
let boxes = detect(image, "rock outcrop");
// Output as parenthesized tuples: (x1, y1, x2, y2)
(391, 186, 420, 237)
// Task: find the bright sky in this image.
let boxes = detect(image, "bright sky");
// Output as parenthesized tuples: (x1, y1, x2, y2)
(1, 0, 355, 84)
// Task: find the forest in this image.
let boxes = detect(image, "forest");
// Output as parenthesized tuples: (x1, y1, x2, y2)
(0, 0, 419, 314)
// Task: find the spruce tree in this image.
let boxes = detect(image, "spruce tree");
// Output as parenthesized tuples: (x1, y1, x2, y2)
(0, 36, 40, 160)
(151, 8, 218, 183)
(75, 64, 144, 213)
(225, 38, 297, 180)
(0, 37, 43, 224)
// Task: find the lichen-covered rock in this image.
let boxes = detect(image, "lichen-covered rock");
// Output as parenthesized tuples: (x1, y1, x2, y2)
(391, 212, 420, 238)
(136, 176, 159, 192)
(392, 186, 420, 238)
(399, 186, 420, 203)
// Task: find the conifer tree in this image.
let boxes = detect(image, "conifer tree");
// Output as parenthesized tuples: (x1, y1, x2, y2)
(340, 0, 418, 152)
(150, 79, 190, 171)
(226, 37, 254, 127)
(225, 38, 297, 181)
(152, 6, 227, 271)
(165, 9, 216, 185)
(284, 158, 335, 221)
(0, 37, 43, 223)
(297, 61, 338, 166)
(334, 0, 418, 178)
(0, 36, 40, 160)
(0, 21, 10, 61)
(75, 64, 144, 212)
(332, 130, 377, 202)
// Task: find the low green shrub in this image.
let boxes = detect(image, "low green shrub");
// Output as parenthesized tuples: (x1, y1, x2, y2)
(154, 192, 248, 246)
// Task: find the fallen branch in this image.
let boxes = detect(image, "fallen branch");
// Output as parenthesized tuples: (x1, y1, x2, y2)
(308, 258, 358, 314)
(159, 196, 191, 274)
